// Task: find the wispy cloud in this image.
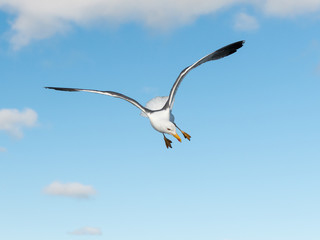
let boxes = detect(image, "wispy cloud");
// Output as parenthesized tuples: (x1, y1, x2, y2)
(69, 227, 102, 236)
(0, 108, 38, 138)
(234, 12, 259, 31)
(43, 181, 96, 199)
(1, 0, 320, 49)
(262, 0, 320, 17)
(142, 86, 158, 94)
(0, 147, 7, 152)
(0, 0, 237, 49)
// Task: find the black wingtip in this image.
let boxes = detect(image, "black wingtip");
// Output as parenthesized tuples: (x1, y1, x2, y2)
(45, 87, 78, 92)
(229, 40, 245, 51)
(212, 40, 245, 60)
(238, 40, 245, 48)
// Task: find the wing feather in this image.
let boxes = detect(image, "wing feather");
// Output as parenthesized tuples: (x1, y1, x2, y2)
(45, 87, 151, 115)
(163, 40, 245, 110)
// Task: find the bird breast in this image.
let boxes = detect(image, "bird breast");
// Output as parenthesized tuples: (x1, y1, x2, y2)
(148, 110, 170, 133)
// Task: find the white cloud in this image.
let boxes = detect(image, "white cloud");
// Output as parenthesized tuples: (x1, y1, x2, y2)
(69, 227, 102, 236)
(1, 0, 320, 49)
(262, 0, 320, 17)
(234, 12, 259, 31)
(44, 181, 96, 199)
(0, 108, 38, 138)
(0, 147, 7, 152)
(0, 0, 238, 49)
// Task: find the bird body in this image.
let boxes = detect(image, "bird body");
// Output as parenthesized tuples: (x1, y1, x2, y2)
(148, 109, 172, 132)
(46, 40, 244, 148)
(141, 96, 175, 133)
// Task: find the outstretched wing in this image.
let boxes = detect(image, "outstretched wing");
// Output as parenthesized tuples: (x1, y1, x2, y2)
(163, 40, 245, 110)
(45, 87, 151, 115)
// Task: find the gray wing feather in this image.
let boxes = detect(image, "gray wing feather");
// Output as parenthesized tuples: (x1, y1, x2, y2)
(45, 87, 151, 115)
(163, 40, 245, 110)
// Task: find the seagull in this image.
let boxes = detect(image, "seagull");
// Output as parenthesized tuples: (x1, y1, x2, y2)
(46, 40, 244, 148)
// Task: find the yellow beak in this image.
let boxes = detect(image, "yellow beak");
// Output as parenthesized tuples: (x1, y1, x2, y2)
(172, 133, 181, 142)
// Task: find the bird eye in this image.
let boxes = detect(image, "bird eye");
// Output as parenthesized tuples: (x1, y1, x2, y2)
(167, 128, 171, 131)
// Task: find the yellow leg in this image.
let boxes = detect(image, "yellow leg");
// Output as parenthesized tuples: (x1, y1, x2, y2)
(181, 131, 191, 141)
(174, 123, 191, 141)
(163, 135, 172, 148)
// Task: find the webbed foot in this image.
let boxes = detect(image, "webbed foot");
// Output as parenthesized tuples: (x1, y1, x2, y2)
(181, 131, 191, 141)
(163, 135, 172, 148)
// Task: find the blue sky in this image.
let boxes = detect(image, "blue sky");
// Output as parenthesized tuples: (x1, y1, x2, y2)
(1, 1, 320, 240)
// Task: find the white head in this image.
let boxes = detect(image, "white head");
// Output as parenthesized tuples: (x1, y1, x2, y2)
(149, 112, 181, 142)
(163, 121, 181, 142)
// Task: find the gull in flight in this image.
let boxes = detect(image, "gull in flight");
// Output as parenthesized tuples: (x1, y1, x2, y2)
(46, 40, 244, 148)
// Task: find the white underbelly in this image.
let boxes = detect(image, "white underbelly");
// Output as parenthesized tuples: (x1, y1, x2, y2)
(148, 110, 171, 133)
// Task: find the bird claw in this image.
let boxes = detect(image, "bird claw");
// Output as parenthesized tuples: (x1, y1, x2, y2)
(181, 131, 191, 141)
(164, 136, 173, 148)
